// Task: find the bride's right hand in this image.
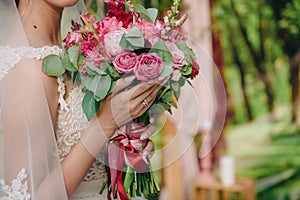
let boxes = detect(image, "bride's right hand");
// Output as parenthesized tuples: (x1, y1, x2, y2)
(96, 76, 165, 138)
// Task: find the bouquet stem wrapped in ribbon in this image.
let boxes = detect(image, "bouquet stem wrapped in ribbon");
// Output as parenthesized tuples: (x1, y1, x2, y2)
(104, 123, 159, 200)
(42, 0, 199, 199)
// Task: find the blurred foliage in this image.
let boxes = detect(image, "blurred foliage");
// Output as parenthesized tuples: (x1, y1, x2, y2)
(212, 0, 300, 124)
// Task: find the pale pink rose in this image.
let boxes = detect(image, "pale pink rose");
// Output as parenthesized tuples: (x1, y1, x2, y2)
(86, 49, 105, 68)
(113, 52, 137, 73)
(64, 31, 83, 49)
(166, 41, 186, 69)
(134, 19, 161, 45)
(96, 17, 123, 42)
(134, 53, 164, 82)
(104, 29, 126, 58)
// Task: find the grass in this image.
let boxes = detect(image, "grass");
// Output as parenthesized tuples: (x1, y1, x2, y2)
(227, 105, 300, 199)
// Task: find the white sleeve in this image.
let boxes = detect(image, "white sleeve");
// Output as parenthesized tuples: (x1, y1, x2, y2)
(0, 58, 68, 200)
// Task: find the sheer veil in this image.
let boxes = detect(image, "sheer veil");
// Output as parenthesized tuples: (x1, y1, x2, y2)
(0, 0, 83, 199)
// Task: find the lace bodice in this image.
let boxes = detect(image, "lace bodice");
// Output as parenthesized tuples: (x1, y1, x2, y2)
(0, 46, 62, 81)
(56, 86, 107, 182)
(0, 46, 107, 198)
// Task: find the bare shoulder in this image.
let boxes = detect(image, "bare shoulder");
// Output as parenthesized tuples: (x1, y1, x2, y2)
(36, 60, 59, 129)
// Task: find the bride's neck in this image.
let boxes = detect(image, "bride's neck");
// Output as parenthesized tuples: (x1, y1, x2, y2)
(19, 1, 63, 47)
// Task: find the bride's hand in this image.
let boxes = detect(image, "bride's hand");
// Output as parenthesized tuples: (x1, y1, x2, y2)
(96, 76, 165, 138)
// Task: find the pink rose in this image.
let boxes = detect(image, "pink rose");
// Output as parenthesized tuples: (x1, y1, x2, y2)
(131, 19, 161, 45)
(134, 53, 164, 82)
(166, 41, 186, 69)
(96, 17, 123, 42)
(104, 29, 126, 58)
(86, 49, 105, 68)
(113, 52, 137, 74)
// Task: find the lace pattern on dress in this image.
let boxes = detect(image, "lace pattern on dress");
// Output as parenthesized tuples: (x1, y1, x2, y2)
(56, 87, 107, 182)
(0, 168, 31, 200)
(0, 46, 61, 81)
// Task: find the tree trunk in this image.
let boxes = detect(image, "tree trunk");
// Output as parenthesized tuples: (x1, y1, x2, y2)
(230, 36, 253, 121)
(289, 54, 300, 123)
(230, 0, 275, 115)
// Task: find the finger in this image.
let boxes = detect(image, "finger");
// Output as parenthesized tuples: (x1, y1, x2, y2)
(140, 125, 157, 140)
(112, 75, 135, 97)
(142, 140, 155, 159)
(130, 77, 168, 100)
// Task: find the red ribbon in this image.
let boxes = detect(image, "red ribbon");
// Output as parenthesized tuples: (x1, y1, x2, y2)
(107, 123, 149, 200)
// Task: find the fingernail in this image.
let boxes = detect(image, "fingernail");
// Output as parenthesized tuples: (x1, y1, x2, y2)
(140, 132, 148, 140)
(124, 75, 135, 83)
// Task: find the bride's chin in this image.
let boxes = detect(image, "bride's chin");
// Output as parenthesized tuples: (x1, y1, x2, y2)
(47, 0, 79, 7)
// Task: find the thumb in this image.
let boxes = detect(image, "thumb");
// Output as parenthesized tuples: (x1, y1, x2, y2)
(112, 75, 135, 96)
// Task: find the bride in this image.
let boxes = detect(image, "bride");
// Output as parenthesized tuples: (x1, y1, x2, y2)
(0, 0, 162, 199)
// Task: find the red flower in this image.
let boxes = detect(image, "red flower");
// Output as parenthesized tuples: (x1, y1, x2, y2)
(107, 2, 132, 28)
(191, 60, 200, 79)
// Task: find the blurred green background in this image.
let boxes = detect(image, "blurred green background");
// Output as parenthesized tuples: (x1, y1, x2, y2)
(86, 0, 300, 198)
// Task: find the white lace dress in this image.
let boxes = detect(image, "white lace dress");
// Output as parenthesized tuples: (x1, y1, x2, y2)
(0, 46, 108, 200)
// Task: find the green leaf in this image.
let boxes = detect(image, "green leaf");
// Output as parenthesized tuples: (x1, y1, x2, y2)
(150, 40, 173, 77)
(133, 4, 152, 23)
(86, 62, 106, 75)
(108, 81, 116, 94)
(176, 42, 196, 62)
(61, 52, 77, 72)
(105, 64, 121, 80)
(147, 8, 158, 23)
(68, 45, 80, 68)
(42, 55, 65, 76)
(82, 90, 99, 121)
(96, 8, 104, 21)
(86, 75, 112, 101)
(78, 53, 86, 69)
(120, 27, 145, 51)
(149, 103, 170, 116)
(181, 64, 192, 76)
(171, 82, 181, 100)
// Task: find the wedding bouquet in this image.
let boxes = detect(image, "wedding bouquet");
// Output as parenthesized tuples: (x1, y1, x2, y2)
(42, 0, 199, 199)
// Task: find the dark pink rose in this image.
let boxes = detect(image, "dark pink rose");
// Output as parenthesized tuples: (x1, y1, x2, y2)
(134, 53, 164, 82)
(113, 52, 137, 73)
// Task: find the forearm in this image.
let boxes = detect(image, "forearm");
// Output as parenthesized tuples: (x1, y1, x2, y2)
(61, 117, 111, 197)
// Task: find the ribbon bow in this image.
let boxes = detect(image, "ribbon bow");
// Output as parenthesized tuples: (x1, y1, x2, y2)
(107, 123, 149, 200)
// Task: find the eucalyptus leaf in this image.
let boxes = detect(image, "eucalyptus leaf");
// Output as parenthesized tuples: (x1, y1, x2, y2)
(68, 45, 79, 68)
(150, 40, 173, 77)
(120, 27, 145, 50)
(176, 42, 196, 63)
(82, 90, 99, 121)
(147, 8, 158, 23)
(61, 53, 77, 72)
(42, 55, 65, 76)
(86, 62, 106, 75)
(93, 75, 112, 101)
(96, 8, 104, 21)
(133, 4, 152, 23)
